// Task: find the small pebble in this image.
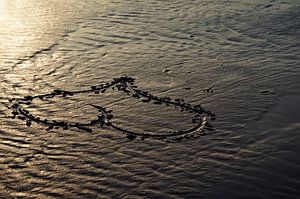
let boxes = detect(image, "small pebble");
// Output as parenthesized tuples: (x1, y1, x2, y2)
(26, 121, 32, 127)
(126, 134, 136, 140)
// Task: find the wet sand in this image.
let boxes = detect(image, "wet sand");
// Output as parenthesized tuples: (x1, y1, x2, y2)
(210, 95, 300, 198)
(0, 0, 299, 198)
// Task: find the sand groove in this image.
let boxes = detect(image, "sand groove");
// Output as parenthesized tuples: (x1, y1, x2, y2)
(8, 76, 215, 141)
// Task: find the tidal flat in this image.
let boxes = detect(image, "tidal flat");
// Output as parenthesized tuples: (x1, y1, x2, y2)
(0, 0, 299, 198)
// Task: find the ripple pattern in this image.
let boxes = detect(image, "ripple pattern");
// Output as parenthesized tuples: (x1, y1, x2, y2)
(0, 0, 300, 198)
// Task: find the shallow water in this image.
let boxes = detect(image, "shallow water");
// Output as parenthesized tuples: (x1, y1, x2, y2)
(0, 0, 300, 198)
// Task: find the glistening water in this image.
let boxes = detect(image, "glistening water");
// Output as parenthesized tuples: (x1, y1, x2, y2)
(0, 0, 299, 198)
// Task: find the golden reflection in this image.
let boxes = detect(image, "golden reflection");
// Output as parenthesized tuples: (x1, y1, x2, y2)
(0, 1, 82, 62)
(0, 1, 68, 98)
(0, 1, 47, 64)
